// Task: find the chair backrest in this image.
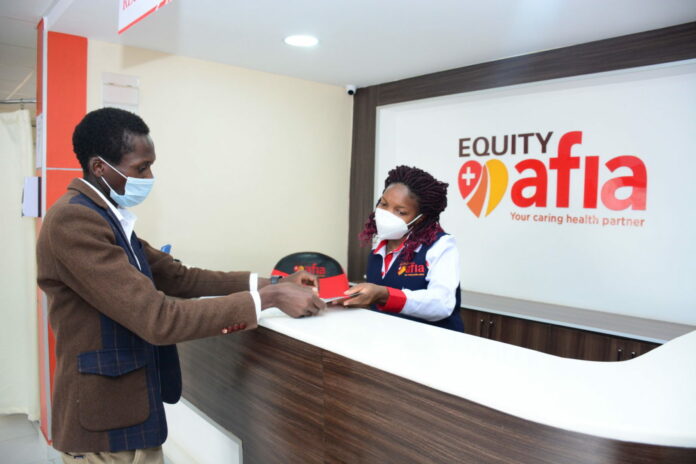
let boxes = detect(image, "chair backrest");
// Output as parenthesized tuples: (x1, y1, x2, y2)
(272, 252, 349, 299)
(272, 251, 344, 278)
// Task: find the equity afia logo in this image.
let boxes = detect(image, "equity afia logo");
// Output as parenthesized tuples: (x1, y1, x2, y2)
(293, 264, 327, 276)
(397, 262, 426, 277)
(457, 131, 647, 217)
(458, 159, 508, 217)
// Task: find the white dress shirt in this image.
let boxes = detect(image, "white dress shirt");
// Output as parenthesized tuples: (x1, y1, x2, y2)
(372, 234, 461, 321)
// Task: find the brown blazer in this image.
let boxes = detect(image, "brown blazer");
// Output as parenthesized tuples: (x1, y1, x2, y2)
(37, 178, 258, 452)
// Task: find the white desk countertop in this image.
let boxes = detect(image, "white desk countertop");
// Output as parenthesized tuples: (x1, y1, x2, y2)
(258, 307, 696, 448)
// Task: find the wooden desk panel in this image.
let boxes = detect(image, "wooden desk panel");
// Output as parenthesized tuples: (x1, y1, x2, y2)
(178, 329, 325, 464)
(178, 328, 696, 464)
(321, 351, 693, 464)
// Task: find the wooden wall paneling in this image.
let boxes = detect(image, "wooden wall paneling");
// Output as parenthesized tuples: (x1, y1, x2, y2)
(375, 22, 696, 106)
(347, 86, 380, 282)
(177, 330, 325, 464)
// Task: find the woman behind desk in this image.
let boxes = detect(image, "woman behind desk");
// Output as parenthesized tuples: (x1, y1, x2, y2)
(342, 165, 463, 332)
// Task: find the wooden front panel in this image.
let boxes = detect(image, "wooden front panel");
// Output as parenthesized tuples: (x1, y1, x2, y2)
(497, 315, 552, 353)
(178, 327, 695, 464)
(321, 351, 692, 464)
(461, 309, 486, 338)
(460, 308, 661, 361)
(178, 330, 325, 464)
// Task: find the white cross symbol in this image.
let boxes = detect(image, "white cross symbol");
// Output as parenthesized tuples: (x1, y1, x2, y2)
(461, 167, 477, 186)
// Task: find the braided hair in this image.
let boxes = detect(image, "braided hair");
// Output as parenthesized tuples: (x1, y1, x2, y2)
(359, 165, 449, 262)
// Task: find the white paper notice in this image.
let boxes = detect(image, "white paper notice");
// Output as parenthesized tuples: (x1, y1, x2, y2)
(22, 176, 40, 217)
(103, 72, 140, 114)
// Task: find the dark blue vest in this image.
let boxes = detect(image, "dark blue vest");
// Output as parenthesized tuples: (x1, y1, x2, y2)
(366, 233, 464, 332)
(70, 193, 181, 451)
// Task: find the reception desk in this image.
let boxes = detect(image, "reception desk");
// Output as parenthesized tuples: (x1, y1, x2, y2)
(177, 308, 696, 463)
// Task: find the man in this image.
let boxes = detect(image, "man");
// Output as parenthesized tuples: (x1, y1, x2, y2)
(37, 108, 325, 463)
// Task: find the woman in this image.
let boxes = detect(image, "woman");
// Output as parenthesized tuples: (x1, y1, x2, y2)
(342, 165, 463, 332)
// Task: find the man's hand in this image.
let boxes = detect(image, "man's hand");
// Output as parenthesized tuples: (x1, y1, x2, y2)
(340, 283, 389, 307)
(259, 282, 325, 318)
(282, 270, 319, 288)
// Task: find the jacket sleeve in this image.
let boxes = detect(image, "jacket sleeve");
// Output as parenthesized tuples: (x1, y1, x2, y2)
(46, 203, 257, 345)
(141, 239, 251, 298)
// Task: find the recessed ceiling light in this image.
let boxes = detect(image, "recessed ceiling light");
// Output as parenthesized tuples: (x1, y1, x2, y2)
(284, 35, 319, 47)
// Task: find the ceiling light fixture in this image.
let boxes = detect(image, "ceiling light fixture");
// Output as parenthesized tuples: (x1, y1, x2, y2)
(284, 35, 319, 47)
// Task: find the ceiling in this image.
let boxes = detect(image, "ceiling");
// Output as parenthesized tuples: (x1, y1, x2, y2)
(0, 0, 50, 114)
(1, 0, 696, 113)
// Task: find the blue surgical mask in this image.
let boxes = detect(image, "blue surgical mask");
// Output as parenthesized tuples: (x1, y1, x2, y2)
(99, 156, 154, 208)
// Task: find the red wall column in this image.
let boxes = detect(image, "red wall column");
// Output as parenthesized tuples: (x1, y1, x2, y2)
(35, 24, 87, 442)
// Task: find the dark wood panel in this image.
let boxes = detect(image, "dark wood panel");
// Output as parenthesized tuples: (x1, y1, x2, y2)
(496, 314, 552, 353)
(321, 347, 695, 464)
(460, 308, 661, 361)
(376, 22, 696, 106)
(347, 86, 379, 282)
(178, 329, 325, 464)
(461, 309, 487, 338)
(178, 327, 694, 463)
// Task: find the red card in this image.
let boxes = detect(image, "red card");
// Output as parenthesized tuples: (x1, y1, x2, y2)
(318, 274, 350, 299)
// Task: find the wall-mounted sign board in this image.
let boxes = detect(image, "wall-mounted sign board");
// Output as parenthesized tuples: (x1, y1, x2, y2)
(118, 0, 172, 34)
(376, 59, 696, 326)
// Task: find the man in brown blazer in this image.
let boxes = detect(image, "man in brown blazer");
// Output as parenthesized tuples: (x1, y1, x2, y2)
(37, 108, 325, 463)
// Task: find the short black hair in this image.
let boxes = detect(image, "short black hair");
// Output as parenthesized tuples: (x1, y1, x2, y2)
(73, 107, 150, 174)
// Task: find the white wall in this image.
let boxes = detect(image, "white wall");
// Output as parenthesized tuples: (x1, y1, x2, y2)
(0, 109, 39, 420)
(163, 400, 241, 464)
(86, 40, 353, 274)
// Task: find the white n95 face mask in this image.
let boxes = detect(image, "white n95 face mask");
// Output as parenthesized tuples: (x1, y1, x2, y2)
(99, 156, 154, 208)
(374, 208, 422, 240)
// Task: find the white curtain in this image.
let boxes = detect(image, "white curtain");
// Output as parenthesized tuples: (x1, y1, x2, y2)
(0, 109, 39, 420)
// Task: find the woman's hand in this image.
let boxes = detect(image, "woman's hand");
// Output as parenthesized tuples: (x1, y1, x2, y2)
(282, 270, 319, 288)
(340, 282, 389, 307)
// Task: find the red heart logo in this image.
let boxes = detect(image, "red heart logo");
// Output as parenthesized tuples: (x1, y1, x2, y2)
(458, 161, 482, 199)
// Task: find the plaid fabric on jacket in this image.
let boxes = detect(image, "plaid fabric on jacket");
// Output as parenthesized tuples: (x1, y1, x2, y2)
(72, 192, 178, 451)
(37, 179, 258, 453)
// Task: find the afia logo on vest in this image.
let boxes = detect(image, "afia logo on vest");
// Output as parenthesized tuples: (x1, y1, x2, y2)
(397, 262, 426, 277)
(457, 131, 648, 217)
(293, 263, 327, 277)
